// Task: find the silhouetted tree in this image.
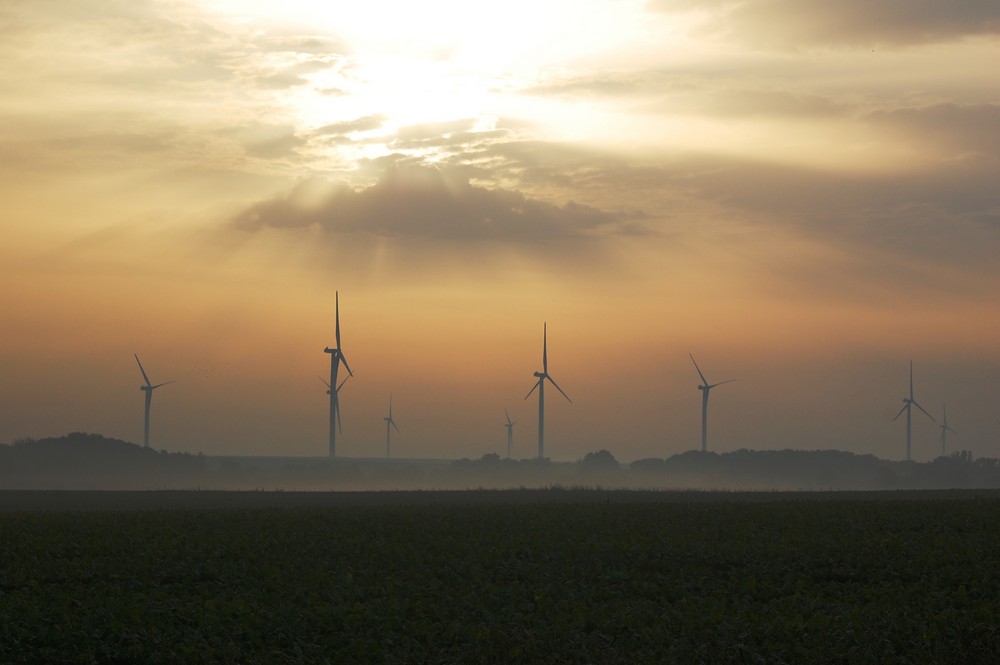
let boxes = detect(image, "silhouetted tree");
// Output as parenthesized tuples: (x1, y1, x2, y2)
(579, 449, 620, 471)
(630, 458, 668, 472)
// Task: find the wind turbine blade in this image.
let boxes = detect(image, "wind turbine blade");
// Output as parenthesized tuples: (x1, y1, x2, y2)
(340, 353, 354, 377)
(337, 376, 349, 391)
(892, 404, 908, 421)
(542, 322, 548, 374)
(912, 400, 936, 422)
(524, 379, 541, 400)
(335, 291, 342, 348)
(505, 408, 512, 425)
(689, 354, 709, 385)
(150, 381, 174, 390)
(135, 354, 152, 387)
(909, 361, 914, 400)
(708, 379, 737, 389)
(546, 376, 572, 403)
(318, 375, 331, 388)
(392, 420, 400, 433)
(335, 396, 343, 433)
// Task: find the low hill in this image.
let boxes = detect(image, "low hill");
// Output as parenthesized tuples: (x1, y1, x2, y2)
(0, 432, 205, 490)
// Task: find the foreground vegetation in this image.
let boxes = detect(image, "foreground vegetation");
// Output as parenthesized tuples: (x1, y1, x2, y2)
(1, 490, 999, 663)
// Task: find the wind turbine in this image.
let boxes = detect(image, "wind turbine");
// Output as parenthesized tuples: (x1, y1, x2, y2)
(384, 394, 400, 458)
(524, 323, 571, 460)
(893, 361, 935, 461)
(504, 409, 516, 459)
(319, 375, 350, 434)
(134, 354, 173, 449)
(689, 354, 735, 453)
(323, 291, 354, 458)
(938, 403, 956, 457)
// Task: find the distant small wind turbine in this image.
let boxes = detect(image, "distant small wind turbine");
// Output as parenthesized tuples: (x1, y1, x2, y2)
(134, 354, 173, 449)
(938, 403, 956, 456)
(689, 354, 735, 452)
(319, 375, 350, 433)
(504, 409, 516, 459)
(384, 394, 400, 458)
(893, 361, 935, 461)
(323, 291, 354, 458)
(524, 322, 571, 460)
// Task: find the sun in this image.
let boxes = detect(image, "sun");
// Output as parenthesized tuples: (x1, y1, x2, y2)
(203, 0, 652, 158)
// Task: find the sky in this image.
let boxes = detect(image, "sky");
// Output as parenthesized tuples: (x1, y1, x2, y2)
(2, 0, 999, 462)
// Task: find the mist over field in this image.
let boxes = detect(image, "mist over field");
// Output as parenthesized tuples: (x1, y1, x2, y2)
(2, 432, 998, 492)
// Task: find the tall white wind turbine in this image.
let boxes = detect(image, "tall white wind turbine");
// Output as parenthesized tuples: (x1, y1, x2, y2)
(893, 361, 935, 461)
(689, 354, 735, 453)
(384, 394, 400, 458)
(524, 323, 571, 460)
(134, 354, 173, 449)
(323, 292, 354, 458)
(504, 409, 516, 459)
(938, 403, 956, 457)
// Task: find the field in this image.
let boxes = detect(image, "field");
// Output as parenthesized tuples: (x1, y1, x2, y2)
(1, 490, 999, 664)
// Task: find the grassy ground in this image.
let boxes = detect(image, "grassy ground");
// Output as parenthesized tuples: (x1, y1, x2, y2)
(1, 489, 999, 663)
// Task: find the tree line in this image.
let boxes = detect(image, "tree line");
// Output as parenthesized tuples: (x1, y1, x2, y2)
(2, 433, 999, 491)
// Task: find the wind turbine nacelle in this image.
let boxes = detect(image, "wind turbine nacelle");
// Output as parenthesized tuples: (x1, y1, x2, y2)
(140, 386, 150, 391)
(534, 371, 545, 378)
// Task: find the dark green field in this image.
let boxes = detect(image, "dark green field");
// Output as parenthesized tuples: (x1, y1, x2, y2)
(2, 490, 999, 663)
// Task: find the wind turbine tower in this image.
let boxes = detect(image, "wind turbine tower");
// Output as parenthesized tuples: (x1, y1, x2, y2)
(384, 394, 400, 458)
(504, 409, 516, 459)
(939, 403, 956, 457)
(524, 323, 572, 460)
(689, 354, 735, 453)
(323, 292, 354, 458)
(134, 354, 173, 449)
(320, 375, 350, 436)
(893, 361, 935, 461)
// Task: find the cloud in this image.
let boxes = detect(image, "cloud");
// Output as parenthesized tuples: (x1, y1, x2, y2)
(864, 103, 1000, 157)
(224, 124, 305, 159)
(232, 165, 633, 243)
(0, 130, 173, 174)
(257, 34, 345, 57)
(313, 115, 386, 138)
(529, 71, 846, 119)
(414, 133, 1000, 303)
(253, 56, 339, 90)
(649, 0, 1000, 48)
(387, 120, 513, 152)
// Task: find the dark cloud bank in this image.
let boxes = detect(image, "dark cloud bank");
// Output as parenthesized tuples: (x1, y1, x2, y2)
(233, 165, 634, 243)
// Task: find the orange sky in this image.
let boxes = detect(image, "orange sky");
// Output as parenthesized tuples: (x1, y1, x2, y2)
(2, 0, 999, 461)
